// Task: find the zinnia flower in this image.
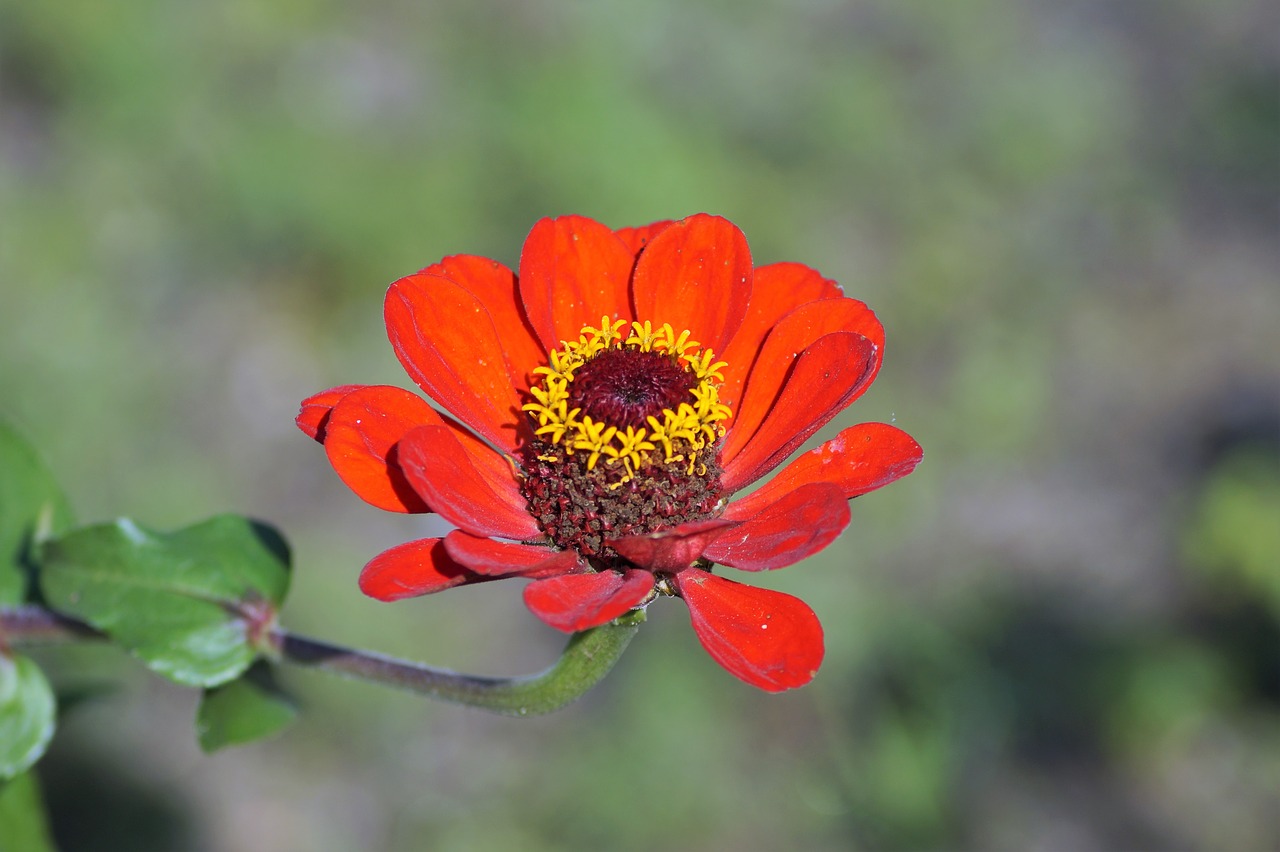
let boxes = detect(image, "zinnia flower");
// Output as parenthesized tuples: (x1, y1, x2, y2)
(298, 214, 921, 691)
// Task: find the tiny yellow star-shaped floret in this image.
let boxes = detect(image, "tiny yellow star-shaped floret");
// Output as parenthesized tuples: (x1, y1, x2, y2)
(524, 319, 733, 483)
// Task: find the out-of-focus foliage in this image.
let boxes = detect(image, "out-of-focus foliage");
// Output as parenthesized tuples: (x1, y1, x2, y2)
(39, 515, 290, 687)
(1, 0, 1276, 850)
(196, 662, 298, 754)
(0, 654, 56, 779)
(0, 771, 57, 852)
(0, 422, 73, 605)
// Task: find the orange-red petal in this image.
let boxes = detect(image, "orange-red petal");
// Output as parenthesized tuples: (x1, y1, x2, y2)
(517, 216, 637, 353)
(613, 220, 674, 256)
(420, 254, 545, 395)
(397, 424, 540, 541)
(726, 423, 923, 518)
(321, 385, 440, 513)
(721, 331, 878, 494)
(707, 483, 850, 571)
(630, 214, 752, 355)
(296, 384, 364, 441)
(523, 569, 655, 632)
(607, 519, 738, 574)
(717, 263, 843, 416)
(723, 297, 884, 466)
(675, 570, 825, 692)
(359, 538, 475, 601)
(442, 530, 584, 578)
(385, 271, 528, 455)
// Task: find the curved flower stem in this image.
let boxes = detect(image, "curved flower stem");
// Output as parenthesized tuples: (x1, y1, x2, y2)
(265, 610, 645, 715)
(0, 605, 644, 716)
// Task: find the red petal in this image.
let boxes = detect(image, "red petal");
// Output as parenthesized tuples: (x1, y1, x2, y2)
(720, 331, 877, 494)
(420, 254, 546, 394)
(607, 519, 738, 574)
(675, 570, 824, 692)
(523, 569, 654, 632)
(517, 216, 637, 353)
(385, 271, 528, 455)
(718, 263, 842, 417)
(613, 220, 675, 256)
(397, 424, 540, 540)
(322, 385, 441, 513)
(630, 214, 753, 355)
(296, 384, 364, 441)
(442, 530, 583, 578)
(707, 483, 850, 571)
(359, 538, 476, 601)
(726, 423, 923, 518)
(723, 297, 884, 467)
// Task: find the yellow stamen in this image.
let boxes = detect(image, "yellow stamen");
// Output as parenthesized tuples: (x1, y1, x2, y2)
(602, 425, 657, 478)
(625, 320, 661, 352)
(524, 318, 732, 483)
(687, 350, 728, 382)
(571, 416, 617, 471)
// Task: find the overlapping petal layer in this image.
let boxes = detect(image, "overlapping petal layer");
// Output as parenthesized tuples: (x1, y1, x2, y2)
(442, 531, 584, 578)
(385, 272, 529, 455)
(721, 331, 879, 493)
(297, 384, 363, 441)
(727, 423, 923, 518)
(631, 214, 752, 355)
(359, 538, 472, 601)
(321, 385, 441, 514)
(613, 220, 674, 256)
(524, 570, 655, 632)
(397, 425, 540, 541)
(675, 570, 825, 692)
(717, 263, 842, 415)
(607, 519, 738, 574)
(708, 483, 850, 571)
(421, 255, 545, 394)
(722, 297, 883, 465)
(518, 216, 636, 353)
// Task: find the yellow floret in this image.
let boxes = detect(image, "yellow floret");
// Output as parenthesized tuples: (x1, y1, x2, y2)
(525, 319, 733, 483)
(571, 416, 619, 471)
(602, 426, 657, 479)
(626, 320, 660, 352)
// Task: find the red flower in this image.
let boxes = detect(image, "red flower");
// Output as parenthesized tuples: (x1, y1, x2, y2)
(298, 215, 922, 692)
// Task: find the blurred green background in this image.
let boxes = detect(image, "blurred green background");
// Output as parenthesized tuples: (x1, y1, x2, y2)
(3, 0, 1278, 849)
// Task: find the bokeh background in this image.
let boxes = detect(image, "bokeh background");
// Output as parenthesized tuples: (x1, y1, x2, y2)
(3, 1, 1278, 850)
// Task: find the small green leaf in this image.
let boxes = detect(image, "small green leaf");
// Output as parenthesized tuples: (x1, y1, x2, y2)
(0, 654, 56, 779)
(0, 422, 75, 606)
(0, 771, 58, 852)
(196, 662, 297, 752)
(39, 515, 291, 687)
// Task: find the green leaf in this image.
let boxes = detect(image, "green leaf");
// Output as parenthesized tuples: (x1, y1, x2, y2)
(0, 771, 58, 852)
(0, 422, 74, 606)
(38, 515, 291, 687)
(196, 661, 297, 752)
(0, 654, 56, 779)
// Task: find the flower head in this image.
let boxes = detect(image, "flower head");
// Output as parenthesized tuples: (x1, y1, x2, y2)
(298, 214, 922, 691)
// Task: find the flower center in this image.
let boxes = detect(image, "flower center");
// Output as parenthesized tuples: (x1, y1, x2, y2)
(567, 347, 695, 430)
(519, 318, 731, 566)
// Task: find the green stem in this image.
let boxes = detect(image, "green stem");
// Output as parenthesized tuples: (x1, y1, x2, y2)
(0, 605, 644, 716)
(267, 611, 644, 715)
